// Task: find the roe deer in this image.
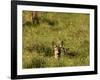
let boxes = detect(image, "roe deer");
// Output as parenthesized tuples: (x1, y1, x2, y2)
(52, 41, 63, 59)
(32, 11, 40, 24)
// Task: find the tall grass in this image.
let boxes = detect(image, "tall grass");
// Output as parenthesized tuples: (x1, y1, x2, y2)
(22, 11, 90, 69)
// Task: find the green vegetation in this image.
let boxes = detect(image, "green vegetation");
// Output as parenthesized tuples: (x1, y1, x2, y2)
(22, 11, 90, 69)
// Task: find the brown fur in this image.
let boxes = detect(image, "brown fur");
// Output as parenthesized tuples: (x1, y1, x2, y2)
(52, 41, 63, 59)
(32, 11, 39, 24)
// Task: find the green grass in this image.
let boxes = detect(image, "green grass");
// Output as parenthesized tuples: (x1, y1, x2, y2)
(22, 11, 90, 69)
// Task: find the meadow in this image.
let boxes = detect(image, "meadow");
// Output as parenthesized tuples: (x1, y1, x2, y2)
(22, 11, 90, 69)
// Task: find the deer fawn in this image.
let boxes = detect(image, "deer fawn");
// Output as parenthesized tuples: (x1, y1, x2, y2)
(52, 41, 63, 59)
